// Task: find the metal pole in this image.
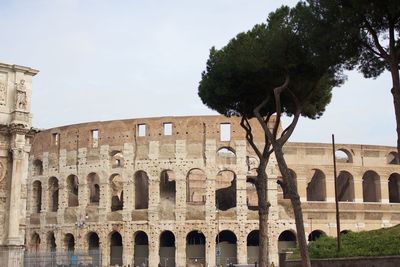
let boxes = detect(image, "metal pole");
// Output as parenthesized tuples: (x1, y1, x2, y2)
(332, 134, 341, 251)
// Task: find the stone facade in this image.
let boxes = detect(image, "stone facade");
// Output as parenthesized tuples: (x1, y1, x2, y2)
(24, 115, 400, 267)
(0, 63, 38, 266)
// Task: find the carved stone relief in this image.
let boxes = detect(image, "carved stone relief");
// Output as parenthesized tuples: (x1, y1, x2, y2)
(0, 72, 7, 106)
(15, 79, 27, 110)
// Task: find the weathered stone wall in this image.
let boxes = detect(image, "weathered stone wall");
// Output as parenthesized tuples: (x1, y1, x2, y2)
(25, 115, 400, 267)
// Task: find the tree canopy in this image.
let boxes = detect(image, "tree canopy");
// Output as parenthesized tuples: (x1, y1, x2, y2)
(198, 4, 354, 121)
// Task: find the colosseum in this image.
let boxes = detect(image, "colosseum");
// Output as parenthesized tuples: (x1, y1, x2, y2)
(25, 115, 400, 267)
(0, 63, 399, 267)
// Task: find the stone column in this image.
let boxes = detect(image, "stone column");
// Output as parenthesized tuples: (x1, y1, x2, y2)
(7, 145, 26, 245)
(175, 228, 186, 267)
(354, 175, 363, 203)
(236, 174, 247, 223)
(148, 229, 159, 267)
(175, 173, 186, 222)
(206, 231, 216, 267)
(123, 230, 133, 266)
(236, 231, 247, 264)
(380, 177, 389, 203)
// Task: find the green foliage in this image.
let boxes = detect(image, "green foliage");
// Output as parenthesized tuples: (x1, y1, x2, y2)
(307, 0, 400, 78)
(292, 225, 400, 259)
(198, 3, 352, 120)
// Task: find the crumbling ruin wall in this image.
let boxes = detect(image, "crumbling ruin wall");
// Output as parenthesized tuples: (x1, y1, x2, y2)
(25, 115, 400, 267)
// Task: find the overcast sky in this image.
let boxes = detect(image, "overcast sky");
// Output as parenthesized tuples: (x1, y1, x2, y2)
(0, 0, 395, 146)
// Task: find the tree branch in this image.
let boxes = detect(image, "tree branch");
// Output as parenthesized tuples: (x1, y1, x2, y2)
(240, 116, 262, 159)
(363, 18, 389, 59)
(363, 41, 385, 58)
(273, 75, 290, 140)
(278, 89, 301, 146)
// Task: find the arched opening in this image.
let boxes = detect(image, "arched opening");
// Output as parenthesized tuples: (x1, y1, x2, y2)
(278, 230, 297, 253)
(387, 151, 399, 164)
(308, 230, 326, 241)
(389, 173, 400, 203)
(135, 171, 149, 209)
(159, 231, 175, 267)
(186, 169, 206, 204)
(110, 232, 123, 266)
(246, 176, 258, 210)
(31, 233, 40, 253)
(216, 170, 236, 211)
(337, 171, 355, 202)
(340, 230, 350, 235)
(32, 180, 42, 213)
(160, 170, 176, 203)
(186, 230, 206, 266)
(362, 170, 381, 202)
(32, 159, 43, 176)
(66, 175, 79, 207)
(87, 232, 101, 266)
(48, 177, 59, 212)
(335, 149, 352, 163)
(216, 147, 237, 165)
(216, 230, 237, 266)
(247, 230, 259, 264)
(134, 231, 149, 267)
(110, 174, 123, 211)
(87, 173, 100, 205)
(307, 169, 326, 201)
(47, 232, 56, 252)
(88, 232, 100, 250)
(64, 233, 75, 252)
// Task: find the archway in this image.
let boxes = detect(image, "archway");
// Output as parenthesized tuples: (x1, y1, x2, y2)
(32, 180, 42, 213)
(66, 175, 79, 207)
(216, 170, 236, 210)
(87, 173, 100, 205)
(186, 230, 206, 266)
(110, 231, 123, 266)
(47, 232, 56, 252)
(307, 169, 326, 201)
(110, 174, 123, 211)
(362, 170, 381, 202)
(135, 171, 149, 209)
(247, 230, 259, 264)
(159, 231, 175, 267)
(64, 233, 75, 252)
(31, 233, 40, 253)
(337, 171, 355, 202)
(389, 173, 400, 203)
(278, 230, 297, 253)
(87, 232, 100, 266)
(186, 169, 206, 204)
(308, 230, 326, 241)
(48, 177, 59, 212)
(134, 231, 149, 267)
(216, 230, 237, 266)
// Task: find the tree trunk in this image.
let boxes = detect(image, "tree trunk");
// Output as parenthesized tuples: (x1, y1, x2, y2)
(390, 61, 400, 162)
(274, 145, 311, 267)
(256, 161, 271, 267)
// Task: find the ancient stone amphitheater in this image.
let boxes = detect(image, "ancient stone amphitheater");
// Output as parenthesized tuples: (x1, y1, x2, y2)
(25, 115, 400, 267)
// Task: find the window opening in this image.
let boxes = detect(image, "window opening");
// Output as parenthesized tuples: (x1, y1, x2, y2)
(163, 122, 172, 136)
(220, 123, 231, 141)
(138, 124, 146, 137)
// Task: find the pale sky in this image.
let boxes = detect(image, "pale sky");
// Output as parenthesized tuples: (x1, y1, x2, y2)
(0, 0, 395, 146)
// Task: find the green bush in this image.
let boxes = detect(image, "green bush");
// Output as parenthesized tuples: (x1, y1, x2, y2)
(291, 224, 400, 259)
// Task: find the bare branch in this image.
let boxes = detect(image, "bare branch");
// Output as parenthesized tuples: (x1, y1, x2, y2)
(278, 89, 301, 145)
(363, 41, 385, 58)
(273, 75, 290, 139)
(240, 116, 262, 159)
(363, 18, 389, 59)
